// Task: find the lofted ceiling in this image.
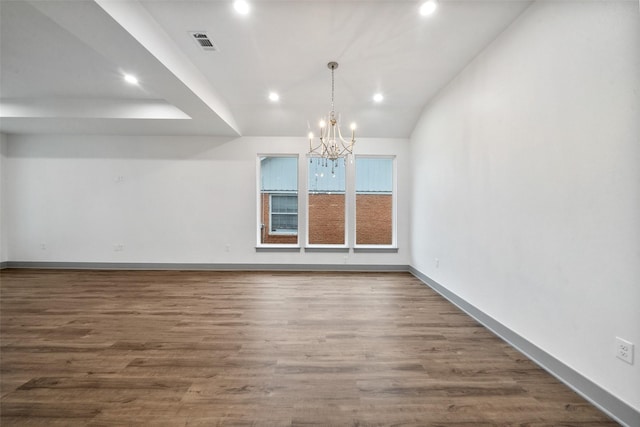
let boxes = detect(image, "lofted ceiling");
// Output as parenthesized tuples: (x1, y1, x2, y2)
(0, 0, 533, 138)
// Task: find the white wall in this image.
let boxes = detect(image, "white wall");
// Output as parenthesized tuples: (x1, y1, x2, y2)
(0, 133, 7, 263)
(4, 134, 409, 266)
(410, 0, 639, 411)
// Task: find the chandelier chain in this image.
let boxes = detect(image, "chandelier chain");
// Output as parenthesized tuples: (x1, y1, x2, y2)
(331, 66, 335, 113)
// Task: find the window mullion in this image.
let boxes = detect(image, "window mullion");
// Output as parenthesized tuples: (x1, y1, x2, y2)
(346, 158, 356, 249)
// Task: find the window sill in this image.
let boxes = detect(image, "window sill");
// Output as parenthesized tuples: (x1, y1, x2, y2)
(304, 245, 350, 253)
(255, 245, 301, 253)
(353, 246, 398, 253)
(255, 245, 397, 254)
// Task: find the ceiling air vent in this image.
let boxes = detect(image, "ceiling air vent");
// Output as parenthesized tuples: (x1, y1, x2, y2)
(189, 32, 218, 52)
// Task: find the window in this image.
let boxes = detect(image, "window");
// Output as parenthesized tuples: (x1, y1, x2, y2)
(355, 157, 394, 246)
(307, 158, 346, 245)
(258, 156, 298, 245)
(270, 194, 298, 234)
(257, 154, 396, 250)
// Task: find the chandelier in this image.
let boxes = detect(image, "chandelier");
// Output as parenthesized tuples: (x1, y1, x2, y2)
(308, 61, 356, 167)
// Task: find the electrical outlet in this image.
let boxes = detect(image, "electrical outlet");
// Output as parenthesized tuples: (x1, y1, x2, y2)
(114, 244, 124, 252)
(615, 337, 634, 365)
(40, 243, 47, 250)
(435, 258, 439, 268)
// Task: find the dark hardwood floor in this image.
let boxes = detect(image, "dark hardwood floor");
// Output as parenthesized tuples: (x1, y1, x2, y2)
(0, 269, 618, 426)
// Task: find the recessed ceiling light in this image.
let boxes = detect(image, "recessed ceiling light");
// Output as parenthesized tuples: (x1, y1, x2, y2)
(234, 0, 250, 15)
(268, 92, 280, 102)
(123, 74, 138, 85)
(420, 0, 438, 16)
(373, 93, 384, 103)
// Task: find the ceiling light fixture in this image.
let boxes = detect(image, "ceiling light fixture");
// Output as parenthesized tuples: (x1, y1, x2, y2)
(268, 92, 280, 102)
(234, 0, 250, 15)
(373, 93, 384, 103)
(419, 0, 438, 16)
(308, 61, 356, 169)
(123, 74, 138, 85)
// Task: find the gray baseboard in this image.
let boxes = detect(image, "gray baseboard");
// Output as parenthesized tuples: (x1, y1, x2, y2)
(0, 261, 8, 270)
(409, 266, 639, 427)
(2, 261, 409, 272)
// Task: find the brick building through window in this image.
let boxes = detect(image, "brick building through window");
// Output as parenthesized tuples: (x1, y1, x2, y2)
(308, 158, 346, 245)
(355, 157, 393, 245)
(259, 155, 394, 246)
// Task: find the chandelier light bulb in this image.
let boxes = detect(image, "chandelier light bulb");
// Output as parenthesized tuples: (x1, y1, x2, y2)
(420, 0, 437, 16)
(268, 92, 279, 102)
(319, 120, 326, 128)
(373, 93, 384, 103)
(350, 123, 357, 130)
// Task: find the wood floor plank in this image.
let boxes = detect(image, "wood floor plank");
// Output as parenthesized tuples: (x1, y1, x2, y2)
(0, 269, 619, 425)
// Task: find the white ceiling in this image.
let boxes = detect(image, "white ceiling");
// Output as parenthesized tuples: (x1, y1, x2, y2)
(0, 0, 533, 138)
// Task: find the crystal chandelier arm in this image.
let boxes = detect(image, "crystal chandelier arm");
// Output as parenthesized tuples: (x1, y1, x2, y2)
(335, 123, 355, 155)
(309, 131, 324, 155)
